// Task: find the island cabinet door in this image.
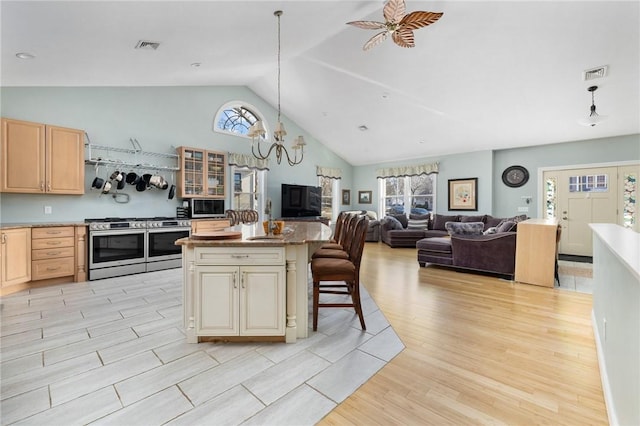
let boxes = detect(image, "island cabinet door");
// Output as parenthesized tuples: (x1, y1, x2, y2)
(196, 265, 239, 336)
(240, 265, 285, 336)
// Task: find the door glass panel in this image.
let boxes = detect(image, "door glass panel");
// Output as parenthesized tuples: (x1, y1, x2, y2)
(623, 173, 637, 228)
(568, 174, 608, 192)
(545, 177, 557, 219)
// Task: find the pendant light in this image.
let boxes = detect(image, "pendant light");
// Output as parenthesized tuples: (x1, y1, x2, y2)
(579, 85, 608, 127)
(250, 10, 305, 166)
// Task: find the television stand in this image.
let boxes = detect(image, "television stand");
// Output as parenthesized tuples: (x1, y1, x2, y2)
(278, 216, 330, 226)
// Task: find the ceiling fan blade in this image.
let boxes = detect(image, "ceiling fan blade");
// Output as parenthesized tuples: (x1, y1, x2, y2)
(363, 31, 389, 51)
(383, 0, 406, 24)
(399, 11, 444, 30)
(392, 28, 415, 48)
(346, 20, 387, 30)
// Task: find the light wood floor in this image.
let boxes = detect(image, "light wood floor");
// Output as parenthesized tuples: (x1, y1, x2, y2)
(319, 242, 608, 425)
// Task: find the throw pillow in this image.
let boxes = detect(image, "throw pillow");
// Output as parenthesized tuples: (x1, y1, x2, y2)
(445, 221, 484, 236)
(460, 215, 486, 223)
(433, 214, 459, 231)
(390, 214, 408, 229)
(407, 219, 429, 230)
(383, 216, 403, 230)
(483, 227, 497, 235)
(496, 221, 516, 233)
(409, 213, 430, 220)
(484, 215, 503, 230)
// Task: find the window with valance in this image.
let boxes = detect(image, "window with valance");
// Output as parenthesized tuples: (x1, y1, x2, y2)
(316, 166, 342, 221)
(377, 162, 438, 216)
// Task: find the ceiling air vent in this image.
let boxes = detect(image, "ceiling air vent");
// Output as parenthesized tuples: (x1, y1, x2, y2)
(135, 40, 160, 50)
(582, 65, 608, 81)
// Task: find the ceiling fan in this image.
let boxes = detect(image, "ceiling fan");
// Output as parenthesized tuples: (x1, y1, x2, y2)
(347, 0, 443, 51)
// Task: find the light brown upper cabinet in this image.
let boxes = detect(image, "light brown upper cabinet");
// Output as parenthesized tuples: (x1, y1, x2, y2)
(176, 146, 226, 199)
(1, 118, 85, 194)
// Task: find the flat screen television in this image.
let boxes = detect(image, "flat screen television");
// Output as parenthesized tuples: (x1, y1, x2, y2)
(281, 184, 322, 217)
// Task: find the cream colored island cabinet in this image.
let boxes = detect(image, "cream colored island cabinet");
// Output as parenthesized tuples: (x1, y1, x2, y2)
(0, 118, 85, 194)
(178, 221, 332, 343)
(194, 249, 285, 337)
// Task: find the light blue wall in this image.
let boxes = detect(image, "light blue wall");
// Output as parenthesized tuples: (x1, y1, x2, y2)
(0, 86, 352, 223)
(353, 151, 494, 216)
(353, 134, 639, 219)
(493, 134, 640, 217)
(1, 87, 637, 223)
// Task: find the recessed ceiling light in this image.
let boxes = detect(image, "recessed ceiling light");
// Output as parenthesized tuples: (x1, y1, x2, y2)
(190, 62, 201, 68)
(15, 52, 35, 59)
(382, 92, 390, 99)
(358, 125, 368, 131)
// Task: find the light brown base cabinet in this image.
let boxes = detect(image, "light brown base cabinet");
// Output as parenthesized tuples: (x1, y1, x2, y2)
(0, 225, 87, 296)
(1, 228, 32, 287)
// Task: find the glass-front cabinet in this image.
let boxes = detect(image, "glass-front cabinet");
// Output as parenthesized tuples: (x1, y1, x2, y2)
(177, 146, 226, 198)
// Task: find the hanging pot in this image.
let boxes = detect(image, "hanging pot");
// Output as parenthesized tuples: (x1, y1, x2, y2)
(136, 178, 148, 192)
(126, 172, 140, 185)
(117, 173, 126, 190)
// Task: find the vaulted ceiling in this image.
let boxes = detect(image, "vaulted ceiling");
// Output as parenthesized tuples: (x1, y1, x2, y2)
(2, 1, 638, 165)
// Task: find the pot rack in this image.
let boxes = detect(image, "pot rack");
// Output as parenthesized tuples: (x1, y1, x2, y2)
(84, 137, 180, 172)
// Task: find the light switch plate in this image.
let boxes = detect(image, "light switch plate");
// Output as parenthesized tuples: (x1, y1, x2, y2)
(44, 206, 52, 214)
(517, 206, 529, 212)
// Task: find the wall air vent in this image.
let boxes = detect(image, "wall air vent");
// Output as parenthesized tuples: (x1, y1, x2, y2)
(582, 65, 608, 81)
(135, 40, 160, 50)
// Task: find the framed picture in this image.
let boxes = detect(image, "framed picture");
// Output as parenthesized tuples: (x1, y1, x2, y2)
(448, 178, 478, 211)
(358, 190, 372, 204)
(342, 189, 351, 205)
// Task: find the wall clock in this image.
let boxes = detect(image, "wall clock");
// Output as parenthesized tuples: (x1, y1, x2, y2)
(502, 165, 529, 188)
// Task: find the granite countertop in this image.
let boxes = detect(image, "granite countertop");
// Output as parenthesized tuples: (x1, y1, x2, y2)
(176, 221, 332, 247)
(0, 221, 87, 230)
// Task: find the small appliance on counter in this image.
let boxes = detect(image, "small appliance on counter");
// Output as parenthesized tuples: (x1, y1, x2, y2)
(189, 198, 225, 218)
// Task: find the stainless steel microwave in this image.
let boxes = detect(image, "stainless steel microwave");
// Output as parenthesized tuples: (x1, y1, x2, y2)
(190, 198, 226, 218)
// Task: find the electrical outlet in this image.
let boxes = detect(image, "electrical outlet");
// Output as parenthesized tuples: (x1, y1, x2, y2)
(517, 206, 529, 213)
(44, 206, 52, 214)
(603, 318, 607, 341)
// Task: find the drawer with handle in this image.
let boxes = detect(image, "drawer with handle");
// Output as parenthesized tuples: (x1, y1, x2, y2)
(194, 247, 284, 265)
(32, 227, 75, 239)
(32, 246, 75, 261)
(32, 257, 75, 280)
(32, 237, 74, 250)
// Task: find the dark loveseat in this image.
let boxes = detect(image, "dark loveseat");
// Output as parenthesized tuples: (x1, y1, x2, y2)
(380, 213, 513, 248)
(417, 232, 517, 277)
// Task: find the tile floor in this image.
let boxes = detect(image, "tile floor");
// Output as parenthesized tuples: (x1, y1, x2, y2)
(0, 268, 404, 426)
(557, 259, 594, 294)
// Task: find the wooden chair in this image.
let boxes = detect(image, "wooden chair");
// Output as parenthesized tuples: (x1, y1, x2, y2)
(311, 216, 369, 331)
(312, 213, 359, 259)
(318, 211, 350, 250)
(555, 224, 562, 285)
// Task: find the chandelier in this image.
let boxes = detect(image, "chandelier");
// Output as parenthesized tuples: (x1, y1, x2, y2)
(579, 85, 608, 127)
(250, 10, 305, 166)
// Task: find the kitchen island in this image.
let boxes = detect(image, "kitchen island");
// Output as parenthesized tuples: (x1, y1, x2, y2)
(176, 221, 332, 343)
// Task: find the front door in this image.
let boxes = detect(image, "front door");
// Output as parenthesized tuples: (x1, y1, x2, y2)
(545, 167, 618, 256)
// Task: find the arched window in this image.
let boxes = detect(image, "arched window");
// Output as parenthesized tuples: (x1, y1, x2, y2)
(213, 101, 268, 138)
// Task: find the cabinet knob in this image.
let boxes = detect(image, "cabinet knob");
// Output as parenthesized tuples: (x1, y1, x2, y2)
(1, 234, 6, 244)
(562, 217, 568, 220)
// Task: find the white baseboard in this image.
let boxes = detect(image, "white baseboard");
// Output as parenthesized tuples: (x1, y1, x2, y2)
(592, 309, 618, 426)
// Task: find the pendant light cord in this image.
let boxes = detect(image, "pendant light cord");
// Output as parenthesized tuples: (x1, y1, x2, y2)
(275, 10, 282, 123)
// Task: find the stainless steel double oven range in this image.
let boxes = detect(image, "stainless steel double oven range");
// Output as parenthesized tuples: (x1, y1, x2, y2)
(86, 217, 191, 280)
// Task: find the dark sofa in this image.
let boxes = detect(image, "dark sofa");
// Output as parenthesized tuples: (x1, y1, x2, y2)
(380, 213, 508, 248)
(417, 232, 517, 277)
